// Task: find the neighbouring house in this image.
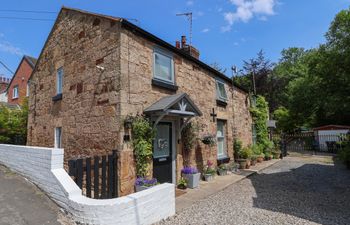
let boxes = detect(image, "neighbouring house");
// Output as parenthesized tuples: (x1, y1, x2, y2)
(0, 76, 11, 102)
(27, 7, 253, 196)
(313, 125, 350, 151)
(7, 55, 37, 106)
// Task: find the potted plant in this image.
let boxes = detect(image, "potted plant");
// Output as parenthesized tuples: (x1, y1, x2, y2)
(264, 151, 272, 160)
(272, 150, 280, 159)
(202, 134, 216, 146)
(181, 166, 201, 189)
(203, 160, 216, 181)
(177, 177, 187, 190)
(257, 153, 265, 163)
(237, 147, 252, 169)
(135, 177, 159, 192)
(251, 155, 257, 166)
(228, 161, 240, 173)
(217, 164, 228, 176)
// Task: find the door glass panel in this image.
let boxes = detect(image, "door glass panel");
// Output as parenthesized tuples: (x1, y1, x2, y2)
(154, 124, 170, 158)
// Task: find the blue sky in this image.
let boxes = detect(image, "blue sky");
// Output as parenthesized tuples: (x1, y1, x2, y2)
(0, 0, 349, 78)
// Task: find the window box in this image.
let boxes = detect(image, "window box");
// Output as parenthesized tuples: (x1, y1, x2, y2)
(216, 99, 227, 107)
(52, 93, 62, 102)
(152, 79, 178, 91)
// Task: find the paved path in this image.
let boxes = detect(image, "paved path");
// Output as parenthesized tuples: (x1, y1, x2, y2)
(0, 165, 71, 225)
(158, 155, 350, 225)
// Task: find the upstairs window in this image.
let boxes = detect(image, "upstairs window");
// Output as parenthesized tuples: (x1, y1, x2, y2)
(216, 80, 227, 102)
(153, 49, 174, 84)
(56, 67, 63, 95)
(13, 85, 19, 99)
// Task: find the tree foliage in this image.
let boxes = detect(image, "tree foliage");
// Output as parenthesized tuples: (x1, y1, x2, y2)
(235, 8, 350, 132)
(0, 100, 28, 144)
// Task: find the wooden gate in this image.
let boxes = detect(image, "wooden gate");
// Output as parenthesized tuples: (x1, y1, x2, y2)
(68, 150, 118, 199)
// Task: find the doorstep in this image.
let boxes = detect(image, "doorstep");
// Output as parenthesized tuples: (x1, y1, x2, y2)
(175, 159, 280, 212)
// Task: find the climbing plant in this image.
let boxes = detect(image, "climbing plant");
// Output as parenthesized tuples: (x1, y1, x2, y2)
(181, 122, 200, 151)
(250, 95, 272, 151)
(131, 115, 156, 178)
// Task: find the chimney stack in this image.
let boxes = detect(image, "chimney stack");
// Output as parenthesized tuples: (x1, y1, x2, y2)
(181, 35, 187, 48)
(175, 41, 181, 49)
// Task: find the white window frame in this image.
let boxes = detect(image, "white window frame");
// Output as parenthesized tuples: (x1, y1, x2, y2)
(217, 120, 227, 159)
(54, 127, 62, 148)
(26, 81, 30, 97)
(12, 85, 19, 99)
(153, 48, 175, 84)
(216, 80, 227, 102)
(56, 67, 63, 95)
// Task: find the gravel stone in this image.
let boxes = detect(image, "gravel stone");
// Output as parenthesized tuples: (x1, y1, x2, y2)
(157, 156, 350, 225)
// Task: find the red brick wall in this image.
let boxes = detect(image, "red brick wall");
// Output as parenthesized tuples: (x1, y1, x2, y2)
(7, 59, 33, 105)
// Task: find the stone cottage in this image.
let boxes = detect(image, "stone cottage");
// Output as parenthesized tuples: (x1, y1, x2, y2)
(27, 7, 253, 196)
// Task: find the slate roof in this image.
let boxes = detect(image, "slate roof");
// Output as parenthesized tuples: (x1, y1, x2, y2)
(31, 6, 249, 94)
(144, 93, 202, 116)
(0, 102, 20, 110)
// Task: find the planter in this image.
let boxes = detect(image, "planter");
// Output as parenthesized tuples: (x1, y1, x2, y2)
(257, 157, 264, 163)
(237, 159, 247, 169)
(246, 159, 251, 169)
(135, 185, 150, 192)
(273, 153, 280, 159)
(218, 169, 228, 176)
(251, 159, 257, 166)
(203, 174, 214, 182)
(183, 173, 201, 189)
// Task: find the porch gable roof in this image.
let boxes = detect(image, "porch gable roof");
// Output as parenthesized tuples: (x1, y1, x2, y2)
(144, 93, 202, 117)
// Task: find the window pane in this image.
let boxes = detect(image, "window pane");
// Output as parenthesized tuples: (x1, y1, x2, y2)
(217, 138, 224, 156)
(216, 81, 227, 100)
(154, 124, 170, 158)
(154, 52, 173, 82)
(217, 121, 224, 137)
(57, 68, 63, 94)
(217, 121, 227, 158)
(55, 127, 62, 148)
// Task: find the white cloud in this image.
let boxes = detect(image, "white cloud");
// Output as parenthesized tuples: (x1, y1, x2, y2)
(222, 0, 276, 32)
(186, 0, 194, 6)
(202, 28, 210, 33)
(0, 41, 26, 56)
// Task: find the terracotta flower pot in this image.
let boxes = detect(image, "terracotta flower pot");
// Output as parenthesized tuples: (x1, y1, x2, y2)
(251, 159, 257, 166)
(257, 157, 263, 163)
(246, 159, 251, 169)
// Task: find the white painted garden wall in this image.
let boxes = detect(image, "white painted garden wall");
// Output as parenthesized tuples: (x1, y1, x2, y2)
(0, 144, 175, 225)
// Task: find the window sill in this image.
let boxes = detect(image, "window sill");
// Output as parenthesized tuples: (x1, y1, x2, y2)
(12, 97, 18, 100)
(217, 156, 230, 165)
(216, 99, 227, 107)
(152, 79, 178, 91)
(52, 93, 62, 102)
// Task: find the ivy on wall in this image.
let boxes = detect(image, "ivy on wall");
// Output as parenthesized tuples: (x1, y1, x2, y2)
(250, 95, 271, 150)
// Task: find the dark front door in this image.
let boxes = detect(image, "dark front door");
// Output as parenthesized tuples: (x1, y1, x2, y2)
(153, 122, 172, 183)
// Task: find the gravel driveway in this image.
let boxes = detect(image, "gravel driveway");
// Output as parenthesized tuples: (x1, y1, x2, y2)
(158, 156, 350, 225)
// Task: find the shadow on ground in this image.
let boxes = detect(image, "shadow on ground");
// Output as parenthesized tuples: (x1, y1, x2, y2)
(248, 159, 350, 225)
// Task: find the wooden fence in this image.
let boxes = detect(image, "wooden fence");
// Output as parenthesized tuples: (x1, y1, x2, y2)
(68, 150, 118, 199)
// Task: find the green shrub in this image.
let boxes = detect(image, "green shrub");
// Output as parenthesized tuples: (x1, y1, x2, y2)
(131, 115, 156, 177)
(238, 147, 253, 159)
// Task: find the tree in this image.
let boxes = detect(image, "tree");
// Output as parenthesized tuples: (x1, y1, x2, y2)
(0, 100, 28, 145)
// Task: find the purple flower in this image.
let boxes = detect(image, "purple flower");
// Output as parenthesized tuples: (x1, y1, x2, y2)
(135, 177, 158, 187)
(181, 166, 198, 174)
